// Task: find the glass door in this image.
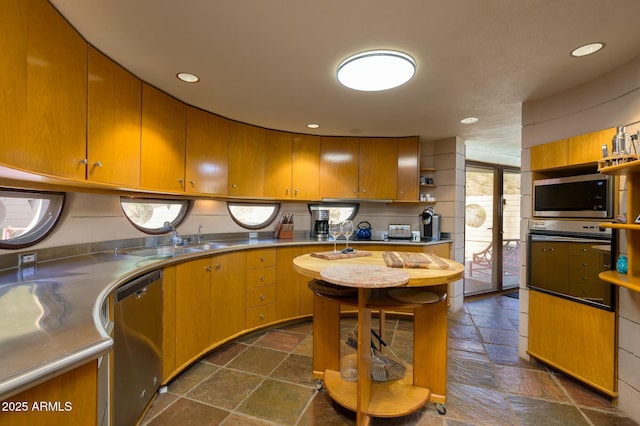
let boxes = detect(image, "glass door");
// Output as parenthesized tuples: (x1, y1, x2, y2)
(464, 163, 520, 296)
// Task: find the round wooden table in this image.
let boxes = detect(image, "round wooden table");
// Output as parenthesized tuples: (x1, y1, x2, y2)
(293, 250, 464, 424)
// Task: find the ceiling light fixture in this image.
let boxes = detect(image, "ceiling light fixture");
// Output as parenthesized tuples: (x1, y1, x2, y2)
(460, 117, 479, 124)
(570, 42, 605, 57)
(306, 123, 320, 129)
(177, 72, 200, 83)
(337, 50, 416, 91)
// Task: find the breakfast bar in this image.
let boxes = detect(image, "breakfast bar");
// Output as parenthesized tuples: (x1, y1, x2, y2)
(293, 251, 464, 424)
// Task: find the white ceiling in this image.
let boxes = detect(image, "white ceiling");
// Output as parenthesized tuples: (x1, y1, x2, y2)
(50, 0, 640, 167)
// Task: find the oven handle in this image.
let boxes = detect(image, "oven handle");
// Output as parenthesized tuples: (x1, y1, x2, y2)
(528, 233, 610, 244)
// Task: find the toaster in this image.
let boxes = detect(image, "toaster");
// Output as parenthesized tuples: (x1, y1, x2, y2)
(388, 224, 412, 240)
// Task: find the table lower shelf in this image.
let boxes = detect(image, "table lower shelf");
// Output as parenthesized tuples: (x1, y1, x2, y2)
(323, 368, 430, 418)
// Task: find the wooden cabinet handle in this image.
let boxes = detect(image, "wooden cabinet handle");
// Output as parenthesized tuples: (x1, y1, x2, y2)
(260, 275, 265, 281)
(190, 179, 196, 185)
(260, 295, 265, 301)
(260, 257, 265, 262)
(205, 266, 212, 271)
(232, 183, 237, 188)
(294, 188, 299, 196)
(94, 161, 103, 167)
(215, 264, 222, 270)
(259, 314, 265, 320)
(79, 159, 88, 165)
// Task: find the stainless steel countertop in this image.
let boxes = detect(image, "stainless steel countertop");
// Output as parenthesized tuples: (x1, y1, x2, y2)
(0, 238, 449, 399)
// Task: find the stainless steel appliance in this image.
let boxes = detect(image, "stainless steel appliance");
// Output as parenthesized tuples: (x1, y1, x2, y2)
(420, 207, 441, 241)
(114, 270, 163, 426)
(527, 219, 615, 310)
(310, 209, 329, 240)
(388, 224, 412, 240)
(533, 173, 613, 219)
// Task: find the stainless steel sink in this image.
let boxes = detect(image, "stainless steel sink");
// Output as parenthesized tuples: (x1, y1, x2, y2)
(191, 242, 234, 251)
(120, 245, 203, 258)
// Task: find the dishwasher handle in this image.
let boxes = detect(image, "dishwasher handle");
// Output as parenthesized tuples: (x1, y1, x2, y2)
(116, 270, 162, 303)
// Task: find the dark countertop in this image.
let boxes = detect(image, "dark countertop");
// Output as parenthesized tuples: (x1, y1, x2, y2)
(0, 237, 450, 399)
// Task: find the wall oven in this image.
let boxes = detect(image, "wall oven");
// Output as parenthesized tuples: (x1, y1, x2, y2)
(528, 219, 615, 311)
(533, 173, 613, 219)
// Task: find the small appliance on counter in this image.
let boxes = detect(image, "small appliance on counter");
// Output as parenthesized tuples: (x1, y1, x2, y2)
(420, 207, 441, 241)
(388, 224, 412, 240)
(310, 209, 329, 240)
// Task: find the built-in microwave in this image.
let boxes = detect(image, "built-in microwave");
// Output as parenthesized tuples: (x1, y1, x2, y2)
(533, 173, 613, 219)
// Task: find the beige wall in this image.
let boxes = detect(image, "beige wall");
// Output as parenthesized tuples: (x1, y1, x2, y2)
(521, 55, 640, 422)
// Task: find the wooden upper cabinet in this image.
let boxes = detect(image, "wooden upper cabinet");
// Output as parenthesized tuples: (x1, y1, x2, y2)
(358, 137, 398, 199)
(263, 129, 293, 198)
(531, 128, 616, 171)
(320, 137, 359, 198)
(292, 134, 321, 200)
(397, 137, 419, 201)
(228, 121, 266, 196)
(530, 139, 568, 171)
(87, 47, 142, 187)
(20, 0, 88, 179)
(0, 1, 27, 166)
(567, 127, 614, 166)
(140, 84, 186, 192)
(185, 107, 229, 195)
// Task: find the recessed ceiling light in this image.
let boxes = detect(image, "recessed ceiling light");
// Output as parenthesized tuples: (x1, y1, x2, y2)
(337, 50, 416, 91)
(570, 42, 605, 57)
(306, 123, 320, 129)
(177, 72, 200, 83)
(460, 117, 479, 124)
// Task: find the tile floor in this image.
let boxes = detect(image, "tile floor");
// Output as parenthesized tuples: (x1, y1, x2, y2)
(141, 295, 639, 425)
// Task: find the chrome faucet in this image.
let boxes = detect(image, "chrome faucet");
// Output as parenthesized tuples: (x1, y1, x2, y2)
(197, 224, 203, 244)
(164, 221, 183, 247)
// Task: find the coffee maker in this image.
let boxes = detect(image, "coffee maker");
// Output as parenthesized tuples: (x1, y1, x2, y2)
(310, 209, 329, 240)
(420, 207, 441, 241)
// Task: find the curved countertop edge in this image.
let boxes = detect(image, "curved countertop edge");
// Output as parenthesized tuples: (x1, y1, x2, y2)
(0, 238, 452, 400)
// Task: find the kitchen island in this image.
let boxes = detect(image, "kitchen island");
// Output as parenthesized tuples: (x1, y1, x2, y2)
(293, 251, 464, 424)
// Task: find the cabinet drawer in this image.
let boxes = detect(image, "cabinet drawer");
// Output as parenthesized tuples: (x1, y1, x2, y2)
(246, 266, 276, 288)
(569, 244, 600, 257)
(246, 285, 276, 308)
(569, 256, 604, 271)
(246, 249, 276, 268)
(246, 303, 276, 328)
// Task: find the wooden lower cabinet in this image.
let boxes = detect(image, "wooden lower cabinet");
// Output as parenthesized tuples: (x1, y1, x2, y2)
(211, 252, 246, 344)
(528, 290, 616, 396)
(175, 257, 213, 368)
(0, 361, 98, 426)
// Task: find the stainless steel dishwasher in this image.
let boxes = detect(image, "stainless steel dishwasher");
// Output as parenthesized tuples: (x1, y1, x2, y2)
(114, 269, 163, 426)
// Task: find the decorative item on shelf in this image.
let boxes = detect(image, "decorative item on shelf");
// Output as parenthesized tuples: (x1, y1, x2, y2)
(617, 254, 628, 275)
(274, 213, 294, 239)
(599, 126, 639, 169)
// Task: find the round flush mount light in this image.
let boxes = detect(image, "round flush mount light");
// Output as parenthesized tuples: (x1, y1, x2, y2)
(460, 117, 479, 124)
(570, 42, 605, 57)
(177, 72, 200, 83)
(337, 50, 416, 91)
(306, 123, 320, 129)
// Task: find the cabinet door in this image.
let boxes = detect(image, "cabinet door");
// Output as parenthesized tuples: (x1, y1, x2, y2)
(87, 47, 142, 187)
(185, 107, 229, 195)
(292, 134, 321, 200)
(320, 136, 359, 198)
(276, 246, 302, 320)
(567, 127, 615, 166)
(264, 129, 293, 198)
(175, 258, 212, 367)
(0, 1, 26, 166)
(530, 139, 567, 171)
(23, 0, 87, 179)
(397, 137, 419, 201)
(228, 121, 265, 196)
(211, 252, 246, 344)
(544, 242, 570, 294)
(141, 84, 186, 192)
(359, 138, 398, 199)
